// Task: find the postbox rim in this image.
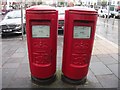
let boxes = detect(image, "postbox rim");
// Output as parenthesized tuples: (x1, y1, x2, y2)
(66, 7, 97, 14)
(26, 5, 57, 11)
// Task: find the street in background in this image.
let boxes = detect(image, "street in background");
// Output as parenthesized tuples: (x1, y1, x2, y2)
(0, 10, 26, 37)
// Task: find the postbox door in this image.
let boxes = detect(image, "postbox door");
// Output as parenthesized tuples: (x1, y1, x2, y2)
(62, 10, 97, 79)
(70, 20, 94, 67)
(31, 21, 52, 66)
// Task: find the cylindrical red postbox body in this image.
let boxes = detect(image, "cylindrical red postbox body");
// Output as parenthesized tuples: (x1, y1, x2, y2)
(26, 6, 58, 84)
(62, 7, 98, 84)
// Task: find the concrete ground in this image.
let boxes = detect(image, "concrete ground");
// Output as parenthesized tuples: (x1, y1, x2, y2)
(1, 34, 119, 88)
(96, 17, 119, 45)
(0, 14, 119, 89)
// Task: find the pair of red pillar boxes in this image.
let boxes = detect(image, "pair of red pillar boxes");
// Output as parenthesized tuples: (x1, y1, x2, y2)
(26, 6, 98, 85)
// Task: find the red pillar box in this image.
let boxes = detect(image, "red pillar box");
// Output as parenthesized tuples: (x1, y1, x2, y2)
(26, 6, 58, 84)
(62, 7, 98, 84)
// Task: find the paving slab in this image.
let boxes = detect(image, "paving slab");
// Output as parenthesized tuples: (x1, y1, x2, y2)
(14, 63, 30, 78)
(110, 53, 118, 61)
(8, 77, 32, 88)
(2, 50, 15, 58)
(11, 52, 26, 58)
(2, 45, 11, 54)
(2, 68, 17, 88)
(98, 56, 118, 65)
(2, 57, 9, 65)
(3, 63, 20, 69)
(96, 54, 112, 58)
(90, 55, 100, 62)
(96, 74, 118, 88)
(8, 46, 19, 51)
(15, 47, 26, 53)
(76, 82, 103, 88)
(6, 57, 24, 63)
(21, 56, 29, 64)
(89, 62, 113, 75)
(92, 49, 102, 55)
(107, 64, 118, 78)
(87, 69, 99, 83)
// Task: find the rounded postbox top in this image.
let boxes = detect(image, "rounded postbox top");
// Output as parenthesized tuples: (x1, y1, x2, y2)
(66, 6, 97, 14)
(26, 5, 56, 11)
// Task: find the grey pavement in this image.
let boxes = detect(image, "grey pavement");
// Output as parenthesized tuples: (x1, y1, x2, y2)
(0, 15, 119, 88)
(1, 35, 119, 88)
(96, 17, 119, 45)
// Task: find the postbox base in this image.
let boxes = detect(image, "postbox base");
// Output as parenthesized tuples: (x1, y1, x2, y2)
(61, 74, 86, 85)
(31, 75, 56, 85)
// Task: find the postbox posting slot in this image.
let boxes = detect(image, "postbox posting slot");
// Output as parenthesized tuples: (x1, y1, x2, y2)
(32, 25, 50, 38)
(75, 20, 92, 24)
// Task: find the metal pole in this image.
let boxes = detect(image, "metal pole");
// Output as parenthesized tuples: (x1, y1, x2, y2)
(7, 0, 9, 10)
(112, 15, 115, 25)
(107, 7, 109, 23)
(21, 1, 24, 40)
(107, 0, 110, 23)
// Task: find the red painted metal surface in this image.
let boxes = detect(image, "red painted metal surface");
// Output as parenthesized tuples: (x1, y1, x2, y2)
(26, 6, 58, 79)
(62, 8, 98, 80)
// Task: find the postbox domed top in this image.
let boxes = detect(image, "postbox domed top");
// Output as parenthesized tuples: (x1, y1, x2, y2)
(66, 6, 97, 14)
(26, 5, 56, 11)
